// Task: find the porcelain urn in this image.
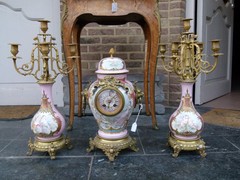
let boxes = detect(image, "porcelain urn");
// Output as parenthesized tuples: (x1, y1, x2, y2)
(84, 49, 143, 161)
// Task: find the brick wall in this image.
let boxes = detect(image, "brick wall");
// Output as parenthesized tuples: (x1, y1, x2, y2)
(157, 0, 186, 106)
(80, 22, 145, 76)
(61, 0, 186, 107)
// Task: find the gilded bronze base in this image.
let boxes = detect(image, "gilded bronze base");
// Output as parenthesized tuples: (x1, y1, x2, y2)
(87, 135, 138, 161)
(27, 135, 73, 159)
(168, 134, 206, 158)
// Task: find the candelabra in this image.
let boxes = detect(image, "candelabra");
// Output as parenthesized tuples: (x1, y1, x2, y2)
(159, 18, 222, 157)
(9, 20, 77, 159)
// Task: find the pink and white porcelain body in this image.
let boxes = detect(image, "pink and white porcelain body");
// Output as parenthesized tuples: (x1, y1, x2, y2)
(31, 83, 65, 142)
(87, 56, 137, 140)
(88, 79, 136, 140)
(169, 82, 204, 141)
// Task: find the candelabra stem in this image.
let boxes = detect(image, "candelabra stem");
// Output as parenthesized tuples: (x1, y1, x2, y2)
(43, 57, 50, 81)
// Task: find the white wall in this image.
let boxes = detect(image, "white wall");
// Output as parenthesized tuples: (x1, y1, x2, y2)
(0, 0, 64, 106)
(185, 0, 195, 32)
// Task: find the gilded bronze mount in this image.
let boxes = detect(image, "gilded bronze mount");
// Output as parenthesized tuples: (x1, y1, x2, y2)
(27, 135, 73, 160)
(87, 135, 138, 161)
(168, 134, 206, 158)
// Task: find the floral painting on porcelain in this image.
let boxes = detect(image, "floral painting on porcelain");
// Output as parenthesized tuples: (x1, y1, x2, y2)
(171, 111, 202, 134)
(31, 94, 61, 137)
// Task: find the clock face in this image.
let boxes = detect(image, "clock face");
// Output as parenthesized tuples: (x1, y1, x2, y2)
(95, 87, 124, 116)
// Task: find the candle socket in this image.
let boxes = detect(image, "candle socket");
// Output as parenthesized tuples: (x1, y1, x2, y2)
(182, 18, 192, 32)
(211, 39, 220, 53)
(10, 43, 20, 57)
(159, 44, 166, 54)
(171, 42, 179, 54)
(68, 43, 78, 56)
(39, 20, 50, 33)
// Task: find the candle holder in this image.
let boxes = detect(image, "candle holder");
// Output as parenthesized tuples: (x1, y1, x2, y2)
(9, 20, 77, 159)
(159, 18, 222, 157)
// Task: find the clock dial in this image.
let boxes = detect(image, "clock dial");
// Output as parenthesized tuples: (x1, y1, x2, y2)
(95, 88, 124, 116)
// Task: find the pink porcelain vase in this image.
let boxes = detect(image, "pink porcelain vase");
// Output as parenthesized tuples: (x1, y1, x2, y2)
(169, 82, 204, 141)
(31, 83, 65, 142)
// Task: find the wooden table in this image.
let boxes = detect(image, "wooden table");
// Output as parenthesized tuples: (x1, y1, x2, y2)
(62, 0, 160, 130)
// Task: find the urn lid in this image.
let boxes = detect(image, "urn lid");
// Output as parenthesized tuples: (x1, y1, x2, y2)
(95, 48, 129, 74)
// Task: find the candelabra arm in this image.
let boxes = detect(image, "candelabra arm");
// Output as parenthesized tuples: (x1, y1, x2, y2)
(12, 50, 36, 77)
(199, 54, 221, 74)
(161, 55, 174, 72)
(57, 57, 76, 75)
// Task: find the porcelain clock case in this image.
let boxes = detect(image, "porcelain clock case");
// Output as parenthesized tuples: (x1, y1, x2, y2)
(84, 50, 143, 161)
(88, 73, 136, 140)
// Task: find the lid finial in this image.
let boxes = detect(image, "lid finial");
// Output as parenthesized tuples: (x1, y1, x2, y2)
(109, 48, 115, 58)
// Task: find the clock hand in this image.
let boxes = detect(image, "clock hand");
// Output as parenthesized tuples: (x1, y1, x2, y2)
(106, 96, 114, 108)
